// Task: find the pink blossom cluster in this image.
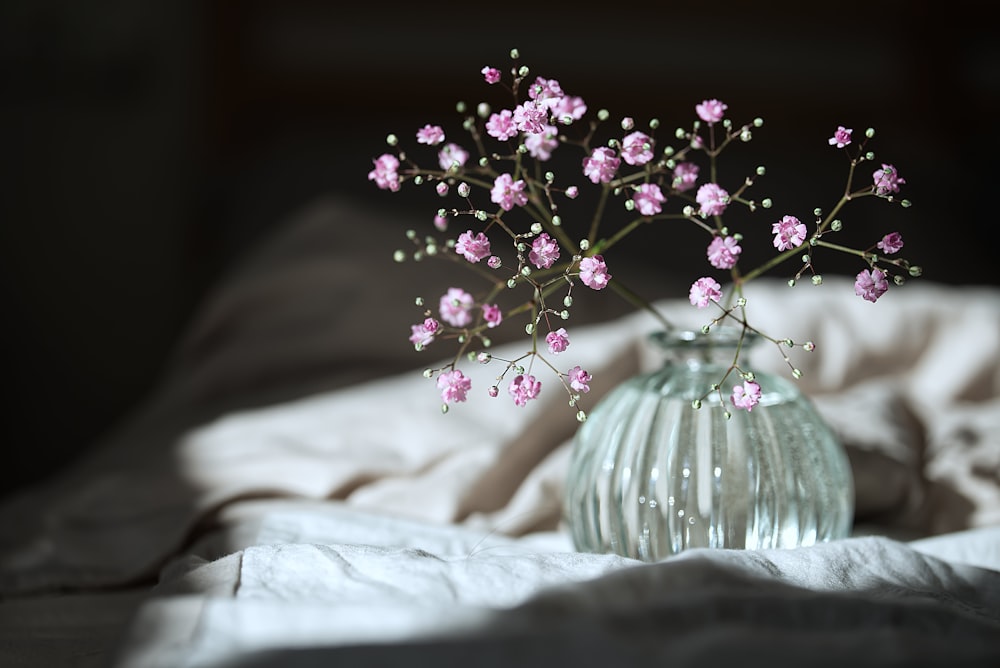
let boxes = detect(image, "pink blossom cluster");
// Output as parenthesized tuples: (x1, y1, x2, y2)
(371, 50, 919, 418)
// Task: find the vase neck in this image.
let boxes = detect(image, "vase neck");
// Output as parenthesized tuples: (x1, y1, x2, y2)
(649, 327, 758, 369)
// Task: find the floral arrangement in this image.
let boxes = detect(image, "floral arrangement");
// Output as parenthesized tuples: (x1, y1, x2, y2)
(368, 49, 919, 420)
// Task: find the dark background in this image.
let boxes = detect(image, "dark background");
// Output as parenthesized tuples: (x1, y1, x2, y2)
(2, 0, 997, 498)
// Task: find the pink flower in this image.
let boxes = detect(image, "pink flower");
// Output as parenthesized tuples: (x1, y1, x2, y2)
(409, 317, 440, 347)
(524, 125, 559, 161)
(529, 232, 560, 269)
(877, 232, 904, 255)
(435, 182, 449, 196)
(508, 374, 542, 407)
(579, 255, 611, 290)
(771, 215, 807, 251)
(854, 268, 889, 303)
(437, 369, 472, 404)
(433, 214, 448, 231)
(490, 173, 528, 211)
(828, 126, 852, 148)
(731, 380, 762, 412)
(620, 131, 655, 166)
(550, 95, 587, 123)
(439, 287, 474, 327)
(455, 230, 491, 263)
(546, 327, 570, 354)
(367, 153, 400, 192)
(634, 183, 666, 216)
(689, 277, 723, 308)
(513, 101, 547, 135)
(416, 124, 445, 146)
(672, 162, 699, 192)
(482, 303, 503, 328)
(696, 182, 729, 217)
(437, 143, 469, 170)
(696, 99, 727, 124)
(568, 366, 592, 393)
(707, 235, 742, 270)
(565, 186, 579, 199)
(582, 147, 621, 184)
(873, 164, 905, 195)
(528, 76, 565, 108)
(487, 256, 502, 269)
(485, 109, 518, 141)
(481, 66, 501, 84)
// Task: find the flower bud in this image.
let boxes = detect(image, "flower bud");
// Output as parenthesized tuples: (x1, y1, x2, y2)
(811, 275, 823, 285)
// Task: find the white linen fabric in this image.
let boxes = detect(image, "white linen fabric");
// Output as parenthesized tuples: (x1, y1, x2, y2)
(1, 197, 999, 666)
(113, 503, 1000, 668)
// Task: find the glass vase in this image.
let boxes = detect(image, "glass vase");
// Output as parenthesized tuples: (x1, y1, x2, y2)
(564, 327, 853, 562)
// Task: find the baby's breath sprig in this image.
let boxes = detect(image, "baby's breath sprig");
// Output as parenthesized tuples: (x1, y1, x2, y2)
(370, 50, 920, 418)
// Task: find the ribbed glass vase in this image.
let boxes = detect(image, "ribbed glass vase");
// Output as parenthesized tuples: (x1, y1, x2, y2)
(564, 327, 853, 562)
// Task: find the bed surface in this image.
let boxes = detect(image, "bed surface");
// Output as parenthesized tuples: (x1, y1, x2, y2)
(2, 197, 999, 667)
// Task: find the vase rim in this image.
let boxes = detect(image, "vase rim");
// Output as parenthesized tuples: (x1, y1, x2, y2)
(649, 325, 759, 349)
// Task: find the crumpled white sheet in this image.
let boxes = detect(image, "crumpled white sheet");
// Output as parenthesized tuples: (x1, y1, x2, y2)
(113, 502, 1000, 667)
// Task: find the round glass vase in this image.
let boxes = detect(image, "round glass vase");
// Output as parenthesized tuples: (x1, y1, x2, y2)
(563, 327, 853, 562)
